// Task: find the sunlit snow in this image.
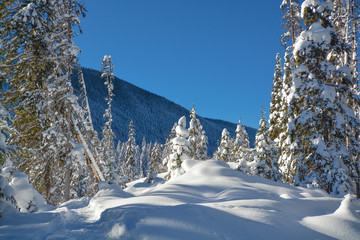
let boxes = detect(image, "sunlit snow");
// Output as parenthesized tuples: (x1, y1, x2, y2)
(1, 159, 359, 239)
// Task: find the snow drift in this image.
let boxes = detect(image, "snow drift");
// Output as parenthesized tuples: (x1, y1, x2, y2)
(1, 159, 359, 239)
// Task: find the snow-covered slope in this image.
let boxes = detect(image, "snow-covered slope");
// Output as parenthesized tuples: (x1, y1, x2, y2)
(1, 160, 359, 239)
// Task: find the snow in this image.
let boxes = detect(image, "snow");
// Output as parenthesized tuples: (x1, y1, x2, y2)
(301, 0, 334, 16)
(8, 171, 46, 213)
(294, 22, 333, 57)
(1, 160, 359, 239)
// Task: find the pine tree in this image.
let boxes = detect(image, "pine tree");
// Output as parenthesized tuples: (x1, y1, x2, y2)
(0, 0, 52, 154)
(214, 128, 233, 162)
(348, 0, 359, 84)
(278, 51, 294, 181)
(280, 0, 303, 51)
(123, 120, 138, 183)
(100, 55, 117, 183)
(0, 1, 96, 205)
(252, 108, 280, 181)
(162, 123, 177, 168)
(37, 0, 88, 204)
(165, 116, 191, 179)
(269, 53, 284, 142)
(232, 119, 252, 161)
(284, 0, 360, 194)
(139, 137, 149, 178)
(146, 142, 163, 183)
(188, 105, 208, 160)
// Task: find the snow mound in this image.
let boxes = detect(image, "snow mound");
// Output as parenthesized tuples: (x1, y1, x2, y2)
(8, 171, 46, 213)
(1, 160, 359, 239)
(301, 194, 360, 240)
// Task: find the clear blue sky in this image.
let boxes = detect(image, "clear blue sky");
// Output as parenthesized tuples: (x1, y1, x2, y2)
(75, 0, 284, 129)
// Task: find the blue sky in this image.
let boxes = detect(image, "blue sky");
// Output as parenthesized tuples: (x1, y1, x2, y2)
(75, 0, 284, 128)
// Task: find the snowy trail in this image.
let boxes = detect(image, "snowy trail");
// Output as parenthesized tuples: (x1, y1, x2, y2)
(1, 160, 360, 240)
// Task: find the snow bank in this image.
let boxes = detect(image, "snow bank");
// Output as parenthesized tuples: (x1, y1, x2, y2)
(301, 194, 360, 240)
(1, 160, 359, 239)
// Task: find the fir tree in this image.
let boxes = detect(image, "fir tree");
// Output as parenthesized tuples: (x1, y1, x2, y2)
(146, 142, 163, 183)
(100, 55, 117, 183)
(284, 0, 360, 194)
(252, 108, 280, 181)
(188, 105, 208, 160)
(139, 137, 149, 178)
(162, 123, 177, 168)
(232, 119, 252, 161)
(269, 53, 284, 142)
(278, 51, 294, 181)
(123, 120, 138, 183)
(214, 128, 233, 162)
(165, 116, 190, 179)
(280, 0, 303, 51)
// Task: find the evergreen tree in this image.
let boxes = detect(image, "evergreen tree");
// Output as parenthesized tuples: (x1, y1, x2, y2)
(232, 119, 252, 161)
(162, 123, 177, 168)
(280, 0, 303, 51)
(139, 137, 149, 178)
(278, 51, 294, 181)
(146, 142, 163, 183)
(252, 108, 280, 181)
(123, 120, 138, 183)
(36, 0, 88, 204)
(100, 55, 117, 183)
(188, 105, 208, 160)
(0, 1, 100, 204)
(0, 0, 52, 155)
(214, 128, 233, 162)
(269, 53, 284, 142)
(284, 0, 360, 194)
(165, 116, 190, 179)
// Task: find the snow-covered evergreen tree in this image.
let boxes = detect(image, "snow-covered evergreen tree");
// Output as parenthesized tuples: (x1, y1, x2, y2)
(139, 137, 149, 178)
(214, 128, 233, 162)
(280, 0, 303, 51)
(278, 51, 293, 182)
(123, 120, 139, 184)
(100, 55, 117, 183)
(188, 105, 208, 160)
(232, 119, 252, 161)
(146, 142, 163, 183)
(0, 0, 51, 158)
(252, 108, 280, 181)
(165, 116, 190, 180)
(162, 123, 177, 168)
(269, 53, 284, 142)
(284, 0, 360, 194)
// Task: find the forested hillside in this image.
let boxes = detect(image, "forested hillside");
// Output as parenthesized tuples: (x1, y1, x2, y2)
(72, 68, 256, 154)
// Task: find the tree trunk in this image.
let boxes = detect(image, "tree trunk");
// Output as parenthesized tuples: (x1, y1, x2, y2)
(64, 166, 70, 201)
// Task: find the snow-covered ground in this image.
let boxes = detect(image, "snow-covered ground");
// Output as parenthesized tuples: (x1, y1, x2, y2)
(1, 159, 360, 240)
